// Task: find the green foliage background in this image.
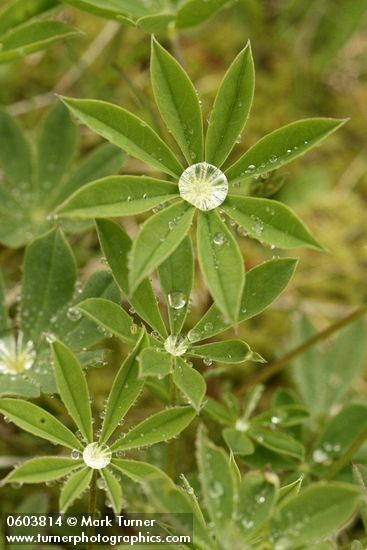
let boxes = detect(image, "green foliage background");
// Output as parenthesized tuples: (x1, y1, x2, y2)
(0, 0, 367, 547)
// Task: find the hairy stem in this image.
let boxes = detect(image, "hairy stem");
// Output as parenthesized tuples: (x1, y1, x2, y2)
(236, 304, 367, 395)
(87, 470, 98, 550)
(167, 371, 177, 478)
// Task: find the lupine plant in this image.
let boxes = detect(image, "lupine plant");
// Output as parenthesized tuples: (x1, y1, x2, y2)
(56, 39, 343, 323)
(1, 7, 367, 548)
(0, 335, 196, 513)
(0, 103, 125, 248)
(0, 227, 119, 395)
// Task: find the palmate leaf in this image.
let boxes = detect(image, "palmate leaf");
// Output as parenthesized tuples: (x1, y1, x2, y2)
(57, 176, 179, 219)
(197, 210, 244, 323)
(101, 468, 123, 514)
(2, 457, 83, 484)
(0, 20, 79, 64)
(223, 196, 322, 250)
(59, 467, 92, 512)
(151, 37, 203, 164)
(189, 258, 297, 342)
(130, 201, 195, 291)
(111, 406, 196, 452)
(61, 97, 183, 177)
(51, 341, 93, 444)
(0, 399, 82, 450)
(225, 118, 346, 185)
(96, 219, 167, 338)
(206, 42, 254, 167)
(77, 298, 137, 345)
(173, 357, 206, 411)
(0, 104, 125, 248)
(270, 483, 361, 549)
(158, 236, 194, 335)
(99, 331, 149, 444)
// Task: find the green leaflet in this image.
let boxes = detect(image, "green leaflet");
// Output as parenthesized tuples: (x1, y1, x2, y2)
(57, 176, 178, 219)
(3, 457, 83, 484)
(96, 219, 167, 338)
(235, 472, 277, 541)
(173, 357, 206, 411)
(293, 316, 367, 416)
(189, 340, 252, 363)
(62, 0, 160, 18)
(225, 118, 346, 184)
(0, 109, 33, 189)
(77, 298, 137, 344)
(278, 476, 303, 504)
(158, 236, 194, 335)
(59, 467, 92, 512)
(151, 38, 203, 164)
(0, 21, 79, 64)
(197, 210, 244, 323)
(99, 331, 149, 444)
(270, 483, 361, 549)
(111, 458, 211, 549)
(196, 426, 235, 531)
(21, 228, 76, 345)
(51, 341, 93, 444)
(313, 404, 367, 473)
(249, 427, 304, 460)
(137, 14, 175, 34)
(139, 348, 173, 378)
(0, 399, 82, 450)
(130, 201, 195, 291)
(223, 196, 322, 250)
(0, 0, 58, 36)
(61, 97, 183, 177)
(101, 468, 123, 514)
(58, 143, 125, 207)
(206, 42, 254, 167)
(176, 0, 229, 29)
(223, 428, 254, 456)
(37, 102, 77, 194)
(0, 375, 40, 399)
(111, 406, 196, 452)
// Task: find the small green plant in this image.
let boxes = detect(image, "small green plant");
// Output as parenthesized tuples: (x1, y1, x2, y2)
(56, 39, 343, 324)
(0, 227, 119, 395)
(0, 336, 196, 513)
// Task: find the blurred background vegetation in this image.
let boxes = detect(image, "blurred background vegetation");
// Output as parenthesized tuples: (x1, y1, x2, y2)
(0, 0, 367, 533)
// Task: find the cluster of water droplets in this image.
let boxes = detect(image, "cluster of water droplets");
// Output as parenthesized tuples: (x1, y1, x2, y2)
(178, 162, 228, 211)
(0, 332, 36, 375)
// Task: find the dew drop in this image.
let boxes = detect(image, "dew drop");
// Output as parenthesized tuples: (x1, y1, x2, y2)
(168, 291, 187, 310)
(178, 162, 228, 211)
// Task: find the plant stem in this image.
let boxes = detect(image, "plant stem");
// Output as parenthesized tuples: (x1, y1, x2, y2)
(167, 371, 177, 478)
(87, 470, 98, 550)
(323, 425, 367, 481)
(236, 304, 367, 395)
